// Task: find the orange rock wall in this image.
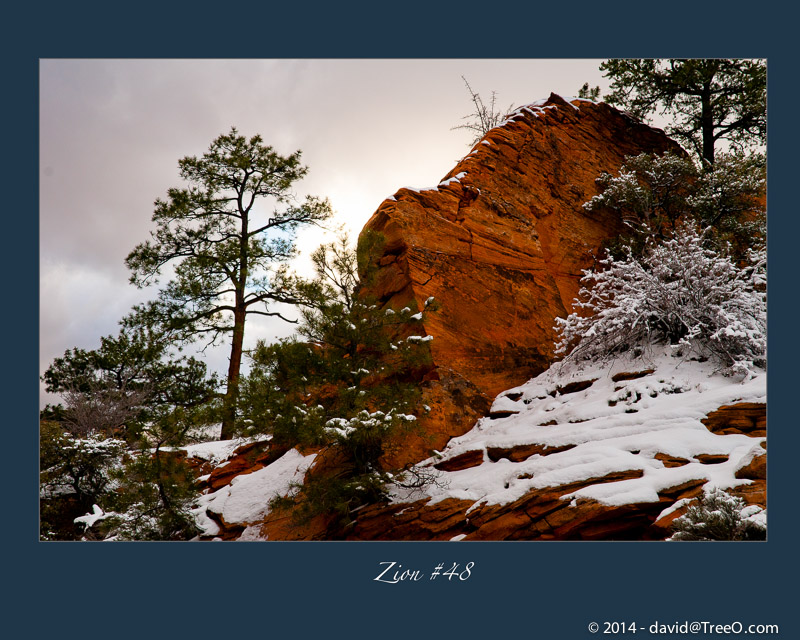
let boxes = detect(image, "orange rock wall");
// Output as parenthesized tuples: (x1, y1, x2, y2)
(361, 94, 684, 464)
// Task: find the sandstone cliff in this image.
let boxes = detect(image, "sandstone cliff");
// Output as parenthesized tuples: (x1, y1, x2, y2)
(360, 93, 684, 465)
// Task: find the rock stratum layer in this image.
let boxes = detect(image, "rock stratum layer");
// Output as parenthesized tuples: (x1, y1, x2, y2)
(191, 356, 766, 542)
(360, 94, 684, 465)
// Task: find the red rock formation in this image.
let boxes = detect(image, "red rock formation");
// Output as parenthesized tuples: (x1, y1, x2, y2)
(360, 94, 684, 466)
(196, 97, 767, 542)
(342, 404, 766, 541)
(346, 470, 707, 542)
(702, 403, 767, 437)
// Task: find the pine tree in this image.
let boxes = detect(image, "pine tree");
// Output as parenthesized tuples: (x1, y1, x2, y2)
(239, 232, 438, 532)
(41, 325, 220, 540)
(583, 150, 765, 259)
(600, 59, 766, 165)
(43, 324, 218, 439)
(577, 82, 601, 101)
(125, 128, 332, 439)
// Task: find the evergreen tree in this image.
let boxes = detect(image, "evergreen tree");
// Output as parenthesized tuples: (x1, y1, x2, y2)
(577, 82, 601, 101)
(41, 324, 219, 540)
(583, 150, 765, 259)
(43, 323, 218, 439)
(40, 421, 127, 518)
(125, 128, 332, 439)
(600, 59, 766, 165)
(239, 233, 438, 533)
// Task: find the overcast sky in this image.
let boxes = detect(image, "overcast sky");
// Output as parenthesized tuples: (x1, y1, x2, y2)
(39, 59, 615, 408)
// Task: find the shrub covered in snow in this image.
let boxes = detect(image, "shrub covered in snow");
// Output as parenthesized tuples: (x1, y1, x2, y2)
(584, 151, 697, 240)
(555, 225, 766, 378)
(670, 489, 766, 541)
(40, 422, 126, 505)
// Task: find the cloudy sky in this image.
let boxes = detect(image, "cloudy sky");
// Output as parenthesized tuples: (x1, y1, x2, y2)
(39, 59, 616, 408)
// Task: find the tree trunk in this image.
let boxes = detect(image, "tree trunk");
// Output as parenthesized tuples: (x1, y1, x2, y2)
(701, 82, 715, 166)
(220, 306, 246, 440)
(221, 192, 249, 441)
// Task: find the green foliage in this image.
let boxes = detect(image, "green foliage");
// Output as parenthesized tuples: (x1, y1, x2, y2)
(279, 468, 391, 529)
(586, 151, 697, 253)
(670, 489, 766, 541)
(584, 150, 765, 260)
(688, 150, 766, 252)
(41, 324, 219, 540)
(40, 421, 126, 507)
(41, 423, 204, 541)
(43, 324, 219, 440)
(600, 59, 766, 164)
(99, 449, 201, 541)
(577, 82, 601, 101)
(124, 127, 333, 438)
(241, 232, 437, 531)
(39, 420, 126, 540)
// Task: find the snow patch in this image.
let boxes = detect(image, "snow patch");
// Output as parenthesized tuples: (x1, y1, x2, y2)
(182, 436, 269, 466)
(388, 348, 765, 520)
(74, 504, 109, 529)
(439, 171, 468, 187)
(193, 449, 316, 535)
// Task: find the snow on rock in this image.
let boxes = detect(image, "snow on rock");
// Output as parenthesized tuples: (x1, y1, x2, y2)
(438, 171, 468, 187)
(192, 448, 316, 536)
(182, 435, 269, 466)
(390, 348, 766, 518)
(74, 504, 110, 529)
(400, 172, 469, 196)
(238, 524, 269, 541)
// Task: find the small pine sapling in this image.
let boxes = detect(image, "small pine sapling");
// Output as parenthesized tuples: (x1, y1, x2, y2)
(670, 489, 766, 541)
(241, 232, 440, 532)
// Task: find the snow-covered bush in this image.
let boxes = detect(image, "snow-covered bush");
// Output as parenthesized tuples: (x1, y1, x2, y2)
(670, 489, 766, 541)
(688, 150, 766, 237)
(40, 424, 126, 504)
(555, 225, 765, 378)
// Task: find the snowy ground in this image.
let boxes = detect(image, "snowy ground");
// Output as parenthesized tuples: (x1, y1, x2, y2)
(191, 447, 316, 539)
(389, 348, 766, 521)
(185, 348, 765, 539)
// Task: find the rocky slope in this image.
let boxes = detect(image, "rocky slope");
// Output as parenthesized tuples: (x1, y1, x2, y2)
(187, 348, 765, 541)
(349, 350, 766, 540)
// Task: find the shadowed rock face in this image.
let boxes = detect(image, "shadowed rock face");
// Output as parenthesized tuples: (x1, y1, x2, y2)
(360, 94, 684, 466)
